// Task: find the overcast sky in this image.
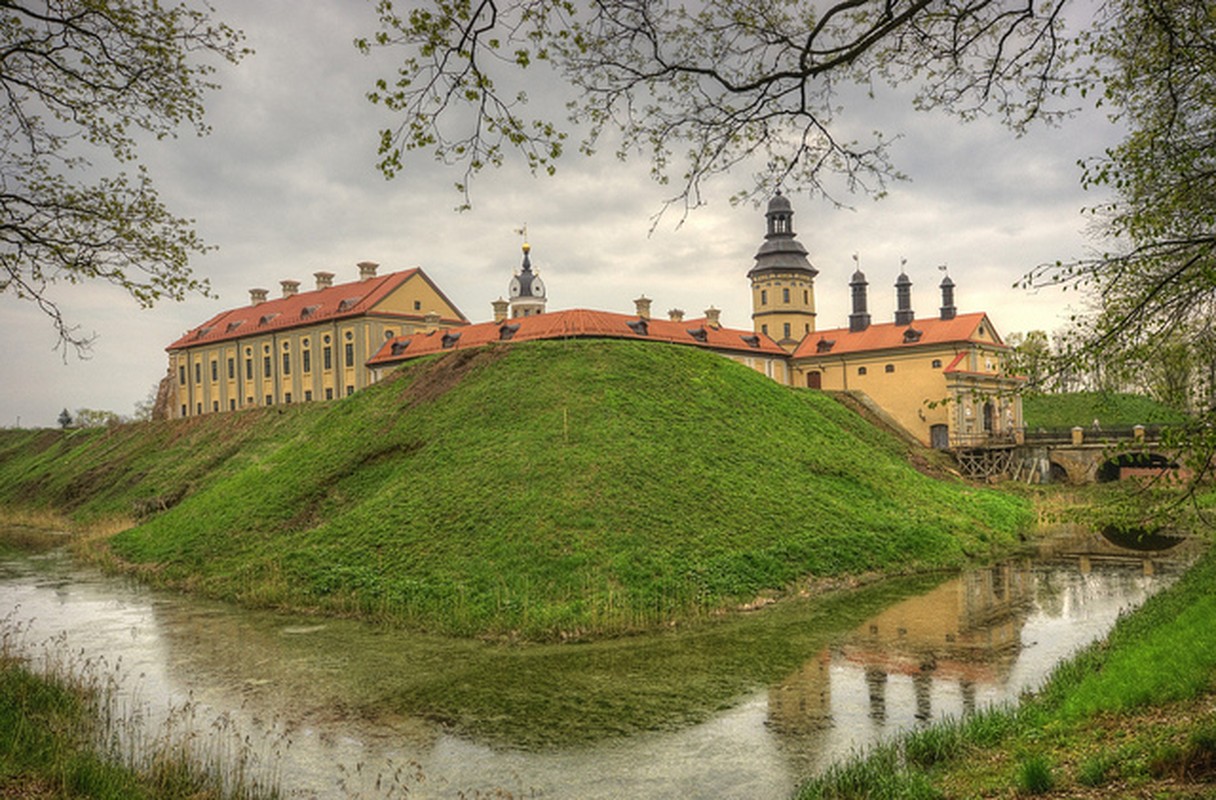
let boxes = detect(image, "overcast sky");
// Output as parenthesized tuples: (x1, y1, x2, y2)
(0, 1, 1121, 428)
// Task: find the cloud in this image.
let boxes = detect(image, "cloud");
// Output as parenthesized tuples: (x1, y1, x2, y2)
(1, 0, 1116, 427)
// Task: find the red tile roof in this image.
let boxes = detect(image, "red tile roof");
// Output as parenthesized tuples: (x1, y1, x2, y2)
(791, 312, 1004, 359)
(167, 268, 467, 350)
(368, 308, 786, 367)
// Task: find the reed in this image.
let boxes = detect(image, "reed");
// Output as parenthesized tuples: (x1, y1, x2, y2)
(0, 612, 283, 799)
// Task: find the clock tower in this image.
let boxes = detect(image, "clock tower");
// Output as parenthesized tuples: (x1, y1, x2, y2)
(507, 241, 547, 318)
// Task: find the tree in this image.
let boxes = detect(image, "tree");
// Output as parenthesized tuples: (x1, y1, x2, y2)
(358, 0, 1079, 215)
(1006, 330, 1053, 392)
(1022, 0, 1216, 480)
(57, 408, 72, 429)
(73, 407, 122, 428)
(1, 1, 247, 355)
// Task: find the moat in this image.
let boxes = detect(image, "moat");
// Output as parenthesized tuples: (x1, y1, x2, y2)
(0, 525, 1199, 799)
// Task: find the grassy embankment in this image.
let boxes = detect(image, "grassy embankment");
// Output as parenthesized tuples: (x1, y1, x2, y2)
(0, 338, 1031, 639)
(798, 489, 1216, 799)
(1022, 390, 1188, 430)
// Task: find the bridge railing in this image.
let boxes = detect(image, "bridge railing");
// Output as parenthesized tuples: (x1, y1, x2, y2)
(951, 424, 1172, 449)
(1021, 424, 1170, 445)
(950, 431, 1019, 449)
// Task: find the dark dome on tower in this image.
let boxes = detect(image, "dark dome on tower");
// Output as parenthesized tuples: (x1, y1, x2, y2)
(749, 192, 817, 278)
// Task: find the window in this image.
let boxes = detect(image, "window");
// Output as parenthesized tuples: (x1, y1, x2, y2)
(263, 355, 272, 378)
(212, 400, 219, 412)
(803, 290, 809, 304)
(211, 360, 218, 381)
(246, 396, 253, 406)
(783, 322, 791, 339)
(194, 362, 201, 383)
(345, 384, 354, 396)
(782, 288, 790, 303)
(196, 402, 202, 415)
(229, 399, 236, 410)
(323, 346, 332, 371)
(245, 357, 253, 380)
(227, 358, 235, 380)
(344, 343, 354, 368)
(931, 359, 942, 369)
(325, 387, 333, 400)
(304, 390, 312, 401)
(282, 352, 291, 376)
(265, 394, 273, 405)
(413, 300, 422, 310)
(761, 289, 768, 305)
(284, 392, 292, 404)
(885, 364, 895, 373)
(302, 349, 311, 373)
(858, 366, 867, 375)
(178, 365, 186, 384)
(181, 404, 187, 417)
(761, 324, 769, 335)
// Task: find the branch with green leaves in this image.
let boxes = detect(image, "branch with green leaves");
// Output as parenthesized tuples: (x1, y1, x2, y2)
(358, 0, 1079, 218)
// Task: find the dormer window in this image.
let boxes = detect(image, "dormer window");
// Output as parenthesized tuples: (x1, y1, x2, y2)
(903, 327, 923, 343)
(225, 320, 244, 333)
(390, 340, 410, 356)
(816, 339, 835, 353)
(686, 327, 708, 343)
(499, 323, 521, 341)
(337, 296, 362, 312)
(441, 331, 461, 349)
(741, 334, 761, 349)
(259, 312, 279, 326)
(626, 319, 649, 336)
(193, 326, 213, 340)
(300, 304, 321, 319)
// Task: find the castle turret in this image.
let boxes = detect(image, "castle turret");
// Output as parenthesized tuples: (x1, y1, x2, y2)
(939, 273, 957, 321)
(507, 242, 547, 318)
(849, 265, 871, 333)
(895, 269, 914, 326)
(748, 191, 817, 350)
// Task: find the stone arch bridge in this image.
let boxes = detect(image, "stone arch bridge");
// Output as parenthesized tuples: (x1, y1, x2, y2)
(951, 425, 1182, 484)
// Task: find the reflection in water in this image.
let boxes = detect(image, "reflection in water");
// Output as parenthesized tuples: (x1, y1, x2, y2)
(0, 527, 1199, 799)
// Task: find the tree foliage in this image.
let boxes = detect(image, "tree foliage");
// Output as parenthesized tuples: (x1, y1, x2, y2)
(358, 0, 1079, 214)
(0, 0, 247, 354)
(1023, 0, 1216, 480)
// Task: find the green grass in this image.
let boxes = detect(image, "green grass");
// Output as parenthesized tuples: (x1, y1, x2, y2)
(0, 339, 1031, 639)
(796, 509, 1216, 799)
(1022, 390, 1188, 430)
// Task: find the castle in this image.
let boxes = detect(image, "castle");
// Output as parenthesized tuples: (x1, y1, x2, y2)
(164, 195, 1022, 448)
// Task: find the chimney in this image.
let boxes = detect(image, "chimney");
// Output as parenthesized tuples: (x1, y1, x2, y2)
(668, 308, 685, 322)
(939, 274, 957, 321)
(423, 310, 441, 331)
(894, 270, 914, 326)
(249, 288, 268, 305)
(634, 295, 652, 320)
(280, 279, 300, 298)
(848, 270, 871, 333)
(314, 271, 335, 290)
(358, 261, 379, 281)
(491, 297, 509, 324)
(705, 306, 721, 329)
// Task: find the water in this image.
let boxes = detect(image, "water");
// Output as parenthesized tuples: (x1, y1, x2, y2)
(0, 526, 1199, 799)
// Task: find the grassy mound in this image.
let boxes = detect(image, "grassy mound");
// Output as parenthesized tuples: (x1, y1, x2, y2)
(0, 339, 1030, 638)
(1022, 390, 1188, 430)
